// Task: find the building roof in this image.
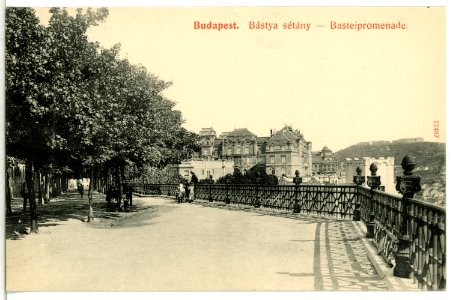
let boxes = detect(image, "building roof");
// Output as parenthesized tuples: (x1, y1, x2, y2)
(199, 127, 216, 136)
(268, 126, 303, 143)
(226, 128, 257, 137)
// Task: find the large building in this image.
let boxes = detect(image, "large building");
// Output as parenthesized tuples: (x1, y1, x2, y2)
(193, 125, 312, 178)
(312, 146, 338, 175)
(221, 128, 262, 172)
(264, 126, 312, 177)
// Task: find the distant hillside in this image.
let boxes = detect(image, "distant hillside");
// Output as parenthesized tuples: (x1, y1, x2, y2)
(335, 141, 446, 185)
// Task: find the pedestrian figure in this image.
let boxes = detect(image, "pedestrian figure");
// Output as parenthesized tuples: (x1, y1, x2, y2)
(106, 185, 114, 207)
(21, 182, 29, 212)
(188, 182, 195, 203)
(184, 181, 190, 200)
(190, 171, 198, 199)
(177, 181, 185, 203)
(125, 184, 133, 207)
(190, 171, 198, 185)
(77, 182, 84, 198)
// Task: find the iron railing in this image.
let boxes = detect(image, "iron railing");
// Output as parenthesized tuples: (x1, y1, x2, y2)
(130, 182, 445, 290)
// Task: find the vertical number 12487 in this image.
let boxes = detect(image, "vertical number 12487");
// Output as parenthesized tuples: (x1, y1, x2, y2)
(434, 121, 440, 138)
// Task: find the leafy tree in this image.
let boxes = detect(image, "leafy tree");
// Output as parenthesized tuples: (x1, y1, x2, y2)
(6, 7, 52, 232)
(6, 7, 200, 228)
(215, 164, 278, 185)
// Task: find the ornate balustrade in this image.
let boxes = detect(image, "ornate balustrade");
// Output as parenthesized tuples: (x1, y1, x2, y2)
(129, 155, 446, 290)
(356, 157, 446, 290)
(195, 183, 358, 216)
(408, 198, 446, 290)
(357, 186, 446, 290)
(130, 183, 178, 196)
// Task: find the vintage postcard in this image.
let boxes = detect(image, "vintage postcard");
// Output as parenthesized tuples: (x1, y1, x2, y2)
(3, 1, 447, 297)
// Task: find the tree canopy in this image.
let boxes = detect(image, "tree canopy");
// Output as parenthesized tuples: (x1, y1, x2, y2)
(6, 7, 199, 177)
(5, 7, 200, 228)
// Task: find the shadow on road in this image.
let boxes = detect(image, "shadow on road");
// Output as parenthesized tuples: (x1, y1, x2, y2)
(5, 191, 167, 240)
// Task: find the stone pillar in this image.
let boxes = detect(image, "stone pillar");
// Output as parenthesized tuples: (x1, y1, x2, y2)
(293, 170, 302, 213)
(394, 155, 421, 278)
(366, 163, 381, 238)
(353, 166, 365, 221)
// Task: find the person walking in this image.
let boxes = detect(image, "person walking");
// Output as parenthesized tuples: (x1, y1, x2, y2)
(177, 181, 185, 203)
(190, 171, 199, 185)
(190, 171, 198, 199)
(188, 182, 195, 203)
(77, 182, 84, 198)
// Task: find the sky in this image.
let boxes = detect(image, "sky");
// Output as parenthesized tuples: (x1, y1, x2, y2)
(30, 5, 446, 152)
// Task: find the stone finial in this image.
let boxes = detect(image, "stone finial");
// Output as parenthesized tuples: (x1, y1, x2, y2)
(396, 155, 421, 198)
(401, 155, 416, 175)
(367, 163, 381, 190)
(293, 170, 302, 186)
(353, 166, 365, 186)
(356, 166, 363, 175)
(369, 163, 378, 176)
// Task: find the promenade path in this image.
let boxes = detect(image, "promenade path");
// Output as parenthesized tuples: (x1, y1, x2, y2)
(5, 192, 419, 291)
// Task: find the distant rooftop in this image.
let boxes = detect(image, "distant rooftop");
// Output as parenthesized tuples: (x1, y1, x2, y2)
(226, 128, 257, 137)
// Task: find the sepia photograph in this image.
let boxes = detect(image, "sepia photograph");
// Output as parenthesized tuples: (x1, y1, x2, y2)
(2, 0, 447, 296)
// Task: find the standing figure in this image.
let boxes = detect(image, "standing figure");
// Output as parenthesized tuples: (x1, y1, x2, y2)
(184, 180, 190, 200)
(77, 182, 84, 198)
(190, 171, 198, 199)
(177, 181, 185, 203)
(125, 184, 133, 207)
(188, 182, 195, 203)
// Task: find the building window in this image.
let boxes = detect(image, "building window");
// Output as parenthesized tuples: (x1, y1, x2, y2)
(276, 145, 281, 151)
(281, 155, 286, 164)
(271, 168, 275, 175)
(227, 148, 232, 155)
(270, 145, 274, 152)
(202, 169, 205, 175)
(244, 147, 249, 155)
(235, 146, 241, 155)
(270, 156, 275, 164)
(203, 149, 208, 156)
(207, 170, 211, 177)
(184, 170, 189, 176)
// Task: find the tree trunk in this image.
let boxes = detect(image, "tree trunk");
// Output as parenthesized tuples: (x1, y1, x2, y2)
(64, 177, 68, 193)
(116, 165, 123, 211)
(6, 170, 13, 216)
(44, 173, 50, 203)
(87, 168, 95, 222)
(37, 170, 44, 205)
(25, 160, 39, 233)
